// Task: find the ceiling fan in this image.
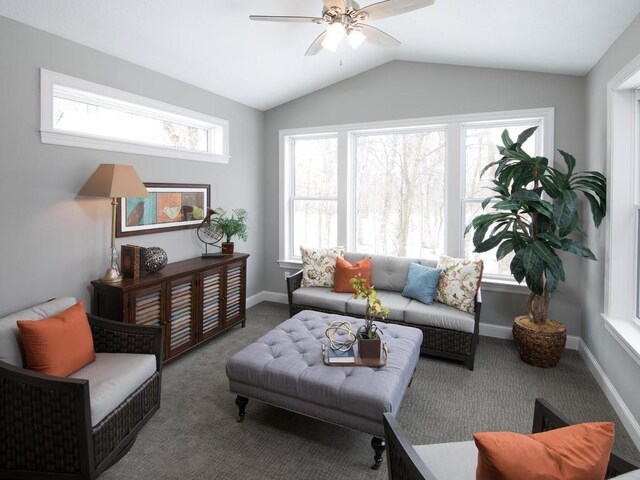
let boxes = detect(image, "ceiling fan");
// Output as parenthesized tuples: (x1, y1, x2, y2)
(249, 0, 435, 56)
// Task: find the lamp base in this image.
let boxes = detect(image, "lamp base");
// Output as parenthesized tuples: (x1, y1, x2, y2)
(101, 267, 123, 283)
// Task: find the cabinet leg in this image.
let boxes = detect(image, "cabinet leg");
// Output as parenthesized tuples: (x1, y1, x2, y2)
(241, 319, 246, 328)
(371, 436, 386, 470)
(236, 395, 249, 422)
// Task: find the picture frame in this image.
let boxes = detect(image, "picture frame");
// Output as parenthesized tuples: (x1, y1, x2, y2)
(116, 183, 211, 237)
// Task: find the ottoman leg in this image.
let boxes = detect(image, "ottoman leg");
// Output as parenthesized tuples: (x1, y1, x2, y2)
(236, 395, 249, 423)
(371, 436, 386, 470)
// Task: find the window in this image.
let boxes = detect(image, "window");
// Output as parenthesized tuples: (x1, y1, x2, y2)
(603, 62, 640, 366)
(280, 108, 554, 287)
(289, 135, 338, 258)
(353, 128, 446, 257)
(40, 69, 229, 163)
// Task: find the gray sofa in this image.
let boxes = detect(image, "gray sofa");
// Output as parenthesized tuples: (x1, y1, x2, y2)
(287, 252, 481, 370)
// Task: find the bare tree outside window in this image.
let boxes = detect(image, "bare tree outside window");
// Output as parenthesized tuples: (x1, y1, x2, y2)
(354, 130, 446, 257)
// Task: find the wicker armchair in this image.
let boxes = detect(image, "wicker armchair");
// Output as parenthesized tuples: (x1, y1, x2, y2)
(383, 399, 640, 480)
(0, 300, 162, 480)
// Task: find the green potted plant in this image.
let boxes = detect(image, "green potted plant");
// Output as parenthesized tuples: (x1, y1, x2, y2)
(350, 275, 389, 358)
(466, 127, 606, 367)
(216, 208, 248, 255)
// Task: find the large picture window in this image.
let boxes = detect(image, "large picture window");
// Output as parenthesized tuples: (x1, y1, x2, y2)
(280, 108, 554, 285)
(40, 69, 229, 163)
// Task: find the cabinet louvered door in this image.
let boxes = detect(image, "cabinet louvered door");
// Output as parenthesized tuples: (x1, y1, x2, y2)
(167, 276, 197, 357)
(224, 262, 245, 327)
(200, 268, 222, 340)
(129, 285, 163, 327)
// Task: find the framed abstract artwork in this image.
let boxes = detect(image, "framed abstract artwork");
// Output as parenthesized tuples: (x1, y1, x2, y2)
(116, 183, 210, 237)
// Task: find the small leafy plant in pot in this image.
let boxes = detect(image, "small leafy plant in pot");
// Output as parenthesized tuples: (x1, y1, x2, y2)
(216, 208, 248, 255)
(350, 275, 389, 359)
(466, 127, 606, 368)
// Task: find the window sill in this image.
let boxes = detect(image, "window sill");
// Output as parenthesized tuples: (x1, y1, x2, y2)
(602, 314, 640, 368)
(40, 130, 229, 164)
(276, 259, 529, 295)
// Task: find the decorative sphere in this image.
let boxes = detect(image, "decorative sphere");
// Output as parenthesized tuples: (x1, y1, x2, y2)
(145, 247, 168, 273)
(325, 321, 356, 352)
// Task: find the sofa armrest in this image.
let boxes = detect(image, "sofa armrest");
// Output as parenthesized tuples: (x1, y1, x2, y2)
(0, 360, 94, 476)
(286, 270, 303, 317)
(88, 314, 163, 371)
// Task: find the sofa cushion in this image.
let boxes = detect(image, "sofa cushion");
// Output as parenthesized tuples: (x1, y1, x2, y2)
(414, 441, 477, 480)
(404, 300, 476, 334)
(292, 287, 353, 313)
(333, 256, 371, 293)
(18, 301, 96, 377)
(346, 291, 411, 321)
(434, 256, 483, 314)
(402, 263, 442, 305)
(0, 297, 77, 367)
(300, 246, 345, 287)
(69, 352, 157, 426)
(344, 252, 419, 292)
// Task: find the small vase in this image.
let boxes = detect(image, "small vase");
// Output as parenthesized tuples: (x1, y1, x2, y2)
(358, 337, 381, 359)
(221, 242, 234, 254)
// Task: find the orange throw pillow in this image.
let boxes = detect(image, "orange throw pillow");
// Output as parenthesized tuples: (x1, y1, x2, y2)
(474, 422, 614, 480)
(333, 257, 372, 293)
(17, 301, 96, 377)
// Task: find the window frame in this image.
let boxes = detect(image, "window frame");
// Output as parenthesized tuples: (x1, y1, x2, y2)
(602, 58, 640, 367)
(278, 108, 554, 293)
(40, 69, 229, 163)
(286, 133, 340, 260)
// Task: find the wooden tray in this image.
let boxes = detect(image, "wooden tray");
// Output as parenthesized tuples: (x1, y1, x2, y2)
(322, 343, 388, 368)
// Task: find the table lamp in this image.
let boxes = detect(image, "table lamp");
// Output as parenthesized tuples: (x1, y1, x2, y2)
(78, 164, 149, 283)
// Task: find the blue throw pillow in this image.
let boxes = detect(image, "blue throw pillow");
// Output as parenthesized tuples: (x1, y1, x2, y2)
(402, 263, 442, 305)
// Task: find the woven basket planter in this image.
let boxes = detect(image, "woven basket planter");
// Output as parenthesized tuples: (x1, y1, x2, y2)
(512, 316, 567, 368)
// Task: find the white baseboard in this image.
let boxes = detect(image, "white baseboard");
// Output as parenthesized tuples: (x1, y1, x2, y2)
(579, 339, 640, 450)
(247, 291, 287, 308)
(480, 322, 580, 350)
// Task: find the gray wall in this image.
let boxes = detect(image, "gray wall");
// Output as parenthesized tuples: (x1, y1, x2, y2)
(0, 16, 265, 316)
(264, 60, 587, 334)
(583, 15, 640, 428)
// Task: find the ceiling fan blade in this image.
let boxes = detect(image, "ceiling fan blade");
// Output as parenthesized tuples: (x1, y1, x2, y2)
(305, 31, 328, 56)
(359, 24, 401, 48)
(249, 15, 323, 23)
(356, 0, 434, 21)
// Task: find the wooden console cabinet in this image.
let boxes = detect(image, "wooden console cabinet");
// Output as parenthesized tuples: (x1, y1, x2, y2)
(91, 253, 249, 362)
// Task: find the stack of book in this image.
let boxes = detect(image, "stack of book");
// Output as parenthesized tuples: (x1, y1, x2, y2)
(326, 347, 355, 364)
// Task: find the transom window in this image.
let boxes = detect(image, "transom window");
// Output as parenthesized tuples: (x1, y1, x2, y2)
(280, 109, 554, 282)
(40, 69, 229, 163)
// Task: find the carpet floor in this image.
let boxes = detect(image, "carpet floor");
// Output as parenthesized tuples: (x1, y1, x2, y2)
(101, 302, 640, 480)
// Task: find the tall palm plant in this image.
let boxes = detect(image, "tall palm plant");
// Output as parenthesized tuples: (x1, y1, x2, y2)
(466, 126, 606, 324)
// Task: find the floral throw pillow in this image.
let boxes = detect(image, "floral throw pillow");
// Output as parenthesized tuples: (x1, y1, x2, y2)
(300, 246, 345, 288)
(434, 256, 483, 314)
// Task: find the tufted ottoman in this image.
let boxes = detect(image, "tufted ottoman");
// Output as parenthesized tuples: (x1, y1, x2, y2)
(226, 310, 422, 469)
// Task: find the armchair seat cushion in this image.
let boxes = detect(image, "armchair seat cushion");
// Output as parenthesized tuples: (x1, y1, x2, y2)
(414, 440, 478, 480)
(404, 299, 476, 334)
(70, 352, 157, 426)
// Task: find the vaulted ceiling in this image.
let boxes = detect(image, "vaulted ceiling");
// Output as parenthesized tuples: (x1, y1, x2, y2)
(1, 0, 639, 110)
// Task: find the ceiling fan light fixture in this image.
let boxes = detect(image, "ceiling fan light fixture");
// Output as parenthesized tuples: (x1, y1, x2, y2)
(347, 29, 366, 49)
(321, 22, 346, 52)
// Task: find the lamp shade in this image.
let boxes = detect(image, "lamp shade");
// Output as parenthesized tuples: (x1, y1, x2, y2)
(78, 164, 149, 198)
